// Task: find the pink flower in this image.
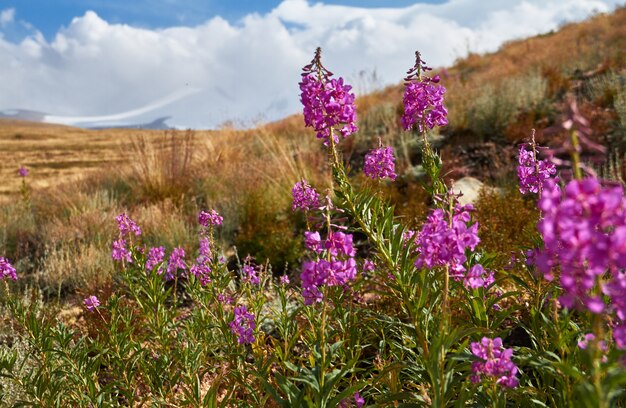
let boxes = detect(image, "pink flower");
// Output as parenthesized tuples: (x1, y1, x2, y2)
(230, 305, 256, 344)
(537, 177, 626, 314)
(300, 230, 357, 305)
(364, 146, 397, 181)
(0, 257, 17, 280)
(112, 239, 132, 263)
(146, 246, 165, 271)
(84, 296, 100, 311)
(198, 209, 223, 227)
(470, 337, 519, 389)
(115, 213, 142, 237)
(402, 52, 448, 132)
(300, 48, 358, 145)
(292, 180, 320, 212)
(517, 142, 556, 194)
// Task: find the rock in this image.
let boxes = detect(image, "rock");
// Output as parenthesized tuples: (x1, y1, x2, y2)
(450, 177, 487, 206)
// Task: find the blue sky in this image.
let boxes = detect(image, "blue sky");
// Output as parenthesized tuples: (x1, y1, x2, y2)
(0, 0, 622, 128)
(4, 0, 444, 40)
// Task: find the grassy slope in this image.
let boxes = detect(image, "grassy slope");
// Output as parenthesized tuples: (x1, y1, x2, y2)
(0, 7, 625, 297)
(2, 6, 625, 197)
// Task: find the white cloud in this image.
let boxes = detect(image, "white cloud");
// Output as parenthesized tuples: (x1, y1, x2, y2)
(0, 1, 623, 128)
(0, 8, 14, 27)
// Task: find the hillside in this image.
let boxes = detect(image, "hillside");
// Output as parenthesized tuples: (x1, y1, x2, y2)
(0, 6, 624, 296)
(3, 7, 626, 198)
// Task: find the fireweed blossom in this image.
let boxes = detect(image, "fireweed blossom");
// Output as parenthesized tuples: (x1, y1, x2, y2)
(190, 237, 212, 285)
(242, 263, 260, 285)
(146, 246, 165, 272)
(402, 51, 448, 132)
(190, 262, 211, 286)
(412, 202, 480, 279)
(217, 292, 234, 305)
(364, 146, 397, 181)
(198, 209, 223, 227)
(164, 247, 186, 281)
(578, 333, 608, 352)
(0, 257, 17, 280)
(537, 177, 626, 314)
(464, 264, 495, 290)
(112, 239, 132, 263)
(230, 305, 256, 344)
(83, 296, 100, 311)
(116, 213, 142, 237)
(470, 337, 519, 389)
(339, 392, 365, 408)
(604, 271, 626, 348)
(292, 180, 320, 212)
(517, 141, 556, 194)
(300, 230, 357, 305)
(300, 47, 358, 145)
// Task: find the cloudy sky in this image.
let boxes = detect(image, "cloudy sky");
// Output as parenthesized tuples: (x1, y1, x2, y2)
(0, 0, 623, 129)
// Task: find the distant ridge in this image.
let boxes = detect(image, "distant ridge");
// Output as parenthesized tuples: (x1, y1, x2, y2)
(0, 109, 174, 130)
(0, 109, 46, 122)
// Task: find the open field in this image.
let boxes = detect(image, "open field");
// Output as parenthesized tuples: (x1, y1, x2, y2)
(0, 119, 221, 198)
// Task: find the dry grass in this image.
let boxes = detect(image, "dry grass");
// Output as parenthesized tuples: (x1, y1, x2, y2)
(1, 6, 625, 297)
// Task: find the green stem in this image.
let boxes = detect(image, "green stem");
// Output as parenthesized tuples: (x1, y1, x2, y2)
(570, 129, 583, 180)
(314, 288, 328, 407)
(591, 276, 607, 408)
(328, 129, 431, 359)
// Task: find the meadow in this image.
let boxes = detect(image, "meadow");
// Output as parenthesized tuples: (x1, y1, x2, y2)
(0, 6, 626, 407)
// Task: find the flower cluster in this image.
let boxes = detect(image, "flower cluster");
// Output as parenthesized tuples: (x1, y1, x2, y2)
(470, 337, 519, 389)
(198, 209, 223, 227)
(164, 247, 186, 281)
(300, 49, 358, 145)
(17, 166, 29, 177)
(112, 214, 142, 263)
(217, 292, 234, 305)
(339, 392, 365, 408)
(292, 179, 320, 212)
(464, 264, 495, 290)
(363, 146, 397, 181)
(300, 74, 358, 145)
(537, 178, 626, 315)
(190, 238, 212, 286)
(191, 210, 222, 285)
(413, 203, 480, 279)
(112, 239, 131, 263)
(146, 246, 165, 272)
(578, 333, 608, 352)
(613, 324, 626, 350)
(0, 257, 17, 280)
(402, 80, 448, 132)
(604, 271, 626, 348)
(83, 295, 100, 311)
(517, 143, 556, 194)
(230, 305, 256, 345)
(189, 262, 211, 286)
(401, 53, 447, 132)
(242, 263, 260, 285)
(116, 213, 142, 237)
(300, 230, 357, 304)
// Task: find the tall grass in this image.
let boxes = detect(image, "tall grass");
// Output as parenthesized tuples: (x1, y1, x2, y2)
(127, 130, 196, 202)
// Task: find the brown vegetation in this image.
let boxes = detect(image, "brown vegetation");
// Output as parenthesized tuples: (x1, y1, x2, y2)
(1, 7, 625, 299)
